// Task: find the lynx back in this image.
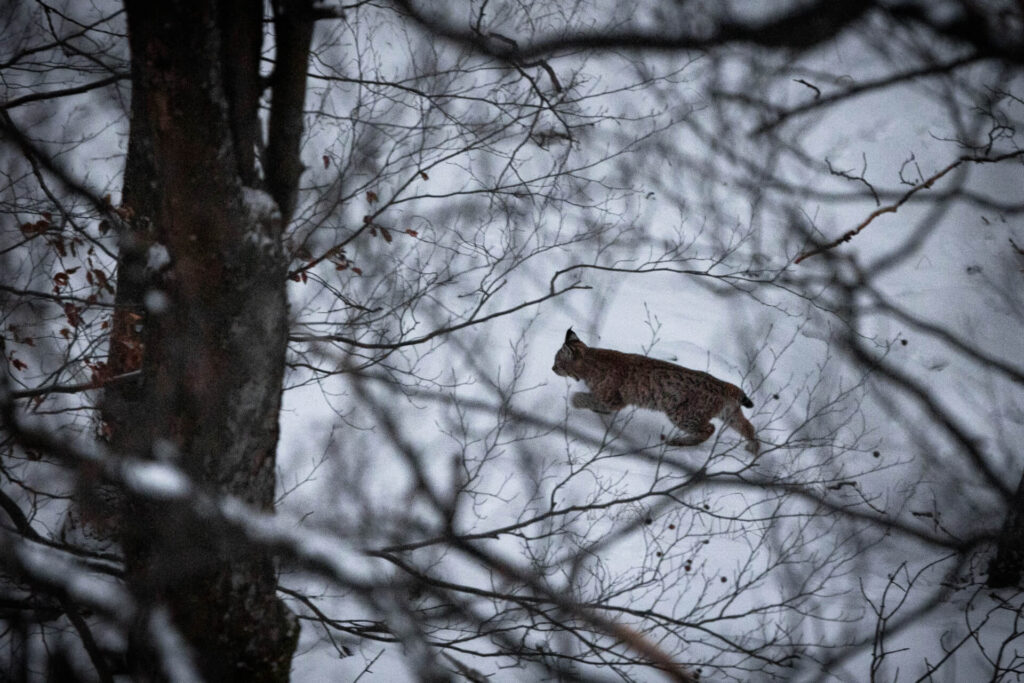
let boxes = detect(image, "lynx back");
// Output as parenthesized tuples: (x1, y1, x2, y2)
(553, 328, 758, 454)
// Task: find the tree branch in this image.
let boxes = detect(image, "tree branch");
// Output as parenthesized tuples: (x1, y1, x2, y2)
(391, 0, 873, 60)
(796, 150, 1024, 264)
(0, 73, 128, 112)
(752, 56, 980, 135)
(290, 284, 586, 348)
(8, 371, 141, 400)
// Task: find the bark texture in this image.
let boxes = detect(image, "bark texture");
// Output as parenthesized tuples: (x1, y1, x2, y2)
(111, 1, 309, 679)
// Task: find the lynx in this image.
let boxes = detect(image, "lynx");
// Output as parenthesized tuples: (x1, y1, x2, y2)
(552, 328, 758, 454)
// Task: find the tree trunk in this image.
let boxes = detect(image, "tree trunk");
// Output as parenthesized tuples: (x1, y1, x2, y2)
(113, 1, 304, 679)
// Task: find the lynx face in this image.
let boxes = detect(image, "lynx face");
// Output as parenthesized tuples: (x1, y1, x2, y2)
(552, 330, 585, 380)
(553, 328, 758, 454)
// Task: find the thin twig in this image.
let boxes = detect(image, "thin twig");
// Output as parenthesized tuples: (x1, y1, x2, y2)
(793, 78, 821, 98)
(289, 285, 585, 349)
(9, 370, 141, 400)
(795, 149, 1024, 264)
(754, 56, 979, 135)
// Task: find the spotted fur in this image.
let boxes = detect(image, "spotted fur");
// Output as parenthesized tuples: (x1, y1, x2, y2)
(553, 328, 758, 454)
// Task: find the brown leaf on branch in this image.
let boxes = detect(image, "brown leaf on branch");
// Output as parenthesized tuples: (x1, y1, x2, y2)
(63, 304, 83, 328)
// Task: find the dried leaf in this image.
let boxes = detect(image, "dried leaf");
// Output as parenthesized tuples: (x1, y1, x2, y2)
(20, 220, 49, 237)
(64, 304, 83, 328)
(89, 361, 110, 386)
(380, 227, 392, 243)
(92, 269, 110, 292)
(367, 191, 378, 203)
(405, 229, 418, 238)
(323, 155, 330, 168)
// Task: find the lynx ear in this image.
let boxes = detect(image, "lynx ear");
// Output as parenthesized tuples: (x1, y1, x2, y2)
(565, 328, 581, 345)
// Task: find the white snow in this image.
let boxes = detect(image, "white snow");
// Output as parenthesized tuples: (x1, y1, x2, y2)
(146, 243, 171, 271)
(144, 288, 170, 314)
(241, 186, 281, 223)
(13, 534, 134, 618)
(149, 607, 204, 683)
(123, 461, 191, 499)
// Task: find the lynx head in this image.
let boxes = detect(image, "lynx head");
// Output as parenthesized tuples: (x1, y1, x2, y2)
(552, 328, 587, 380)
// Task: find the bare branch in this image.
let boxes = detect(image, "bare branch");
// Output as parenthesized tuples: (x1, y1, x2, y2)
(796, 150, 1024, 264)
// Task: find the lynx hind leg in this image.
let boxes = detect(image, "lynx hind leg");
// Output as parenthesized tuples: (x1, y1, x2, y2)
(724, 407, 759, 455)
(664, 412, 715, 448)
(572, 392, 613, 414)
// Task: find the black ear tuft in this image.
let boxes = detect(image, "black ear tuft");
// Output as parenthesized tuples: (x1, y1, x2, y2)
(565, 328, 579, 344)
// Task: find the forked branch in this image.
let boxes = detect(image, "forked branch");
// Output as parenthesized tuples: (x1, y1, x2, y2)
(795, 149, 1024, 264)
